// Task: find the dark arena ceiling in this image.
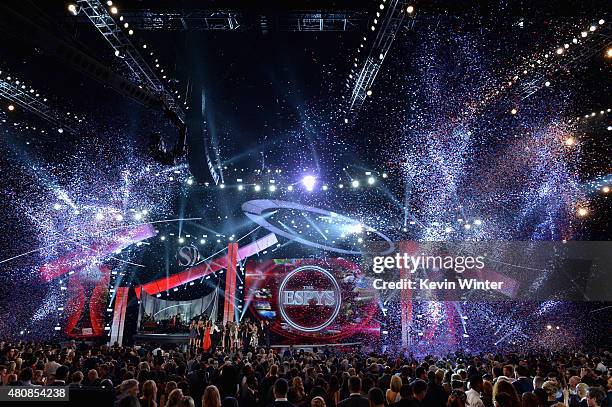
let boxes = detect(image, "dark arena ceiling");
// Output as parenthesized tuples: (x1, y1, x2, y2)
(0, 0, 610, 336)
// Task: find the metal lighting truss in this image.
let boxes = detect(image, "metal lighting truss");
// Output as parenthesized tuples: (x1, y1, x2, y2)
(345, 1, 415, 120)
(76, 0, 184, 123)
(518, 22, 612, 100)
(0, 78, 77, 134)
(112, 10, 368, 32)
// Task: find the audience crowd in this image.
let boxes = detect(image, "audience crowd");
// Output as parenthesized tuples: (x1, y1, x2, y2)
(0, 340, 610, 407)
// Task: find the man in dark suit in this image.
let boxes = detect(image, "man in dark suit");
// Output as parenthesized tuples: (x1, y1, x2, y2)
(338, 376, 369, 407)
(269, 378, 296, 407)
(512, 365, 534, 395)
(48, 365, 69, 386)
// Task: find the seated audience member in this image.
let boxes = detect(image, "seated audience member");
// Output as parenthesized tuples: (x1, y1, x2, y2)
(586, 387, 606, 407)
(311, 396, 327, 407)
(447, 390, 467, 407)
(338, 376, 369, 407)
(69, 371, 83, 387)
(368, 387, 385, 407)
(203, 385, 222, 407)
(49, 365, 69, 386)
(513, 366, 534, 395)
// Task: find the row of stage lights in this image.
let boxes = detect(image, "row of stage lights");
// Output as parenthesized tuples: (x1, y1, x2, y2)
(68, 1, 186, 107)
(504, 19, 608, 92)
(343, 2, 416, 110)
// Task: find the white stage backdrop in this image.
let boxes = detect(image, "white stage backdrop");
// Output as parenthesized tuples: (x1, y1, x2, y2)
(138, 288, 219, 327)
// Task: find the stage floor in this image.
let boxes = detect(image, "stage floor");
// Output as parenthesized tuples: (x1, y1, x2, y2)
(134, 333, 189, 344)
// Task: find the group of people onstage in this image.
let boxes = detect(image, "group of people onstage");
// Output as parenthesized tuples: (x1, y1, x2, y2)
(188, 317, 271, 353)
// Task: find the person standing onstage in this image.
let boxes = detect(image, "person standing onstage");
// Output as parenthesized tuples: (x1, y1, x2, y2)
(251, 321, 259, 349)
(210, 320, 221, 351)
(223, 322, 231, 352)
(202, 320, 212, 353)
(189, 320, 197, 348)
(196, 319, 204, 348)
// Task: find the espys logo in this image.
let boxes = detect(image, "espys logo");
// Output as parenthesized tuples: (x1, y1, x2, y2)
(278, 266, 341, 332)
(176, 245, 200, 267)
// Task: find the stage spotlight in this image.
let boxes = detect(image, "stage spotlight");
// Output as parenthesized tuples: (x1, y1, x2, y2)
(564, 136, 576, 146)
(302, 175, 316, 191)
(186, 178, 193, 185)
(366, 89, 373, 96)
(7, 104, 14, 111)
(178, 237, 185, 244)
(407, 5, 414, 13)
(445, 227, 453, 233)
(338, 184, 344, 188)
(602, 186, 610, 194)
(464, 223, 471, 229)
(95, 213, 104, 221)
(269, 185, 276, 192)
(581, 31, 587, 37)
(351, 180, 359, 188)
(546, 324, 552, 330)
(200, 239, 206, 244)
(160, 236, 166, 241)
(106, 0, 113, 5)
(128, 29, 134, 35)
(237, 184, 243, 191)
(556, 48, 564, 55)
(58, 128, 64, 133)
(53, 203, 61, 210)
(134, 212, 143, 221)
(67, 4, 78, 15)
(599, 19, 605, 24)
(115, 214, 123, 221)
(287, 185, 293, 191)
(606, 48, 612, 58)
(545, 81, 551, 87)
(382, 173, 388, 178)
(589, 25, 596, 31)
(367, 176, 375, 185)
(254, 185, 261, 192)
(110, 6, 118, 14)
(577, 207, 589, 217)
(511, 108, 517, 115)
(322, 185, 328, 191)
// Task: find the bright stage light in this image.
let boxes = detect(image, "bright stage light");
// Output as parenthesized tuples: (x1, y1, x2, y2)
(546, 324, 552, 330)
(407, 5, 414, 13)
(556, 48, 564, 55)
(510, 108, 517, 115)
(302, 175, 316, 191)
(545, 81, 551, 87)
(581, 31, 587, 37)
(351, 180, 359, 188)
(7, 104, 14, 111)
(382, 173, 388, 178)
(53, 203, 61, 210)
(115, 214, 123, 221)
(254, 185, 261, 192)
(380, 4, 384, 9)
(128, 29, 134, 35)
(95, 213, 104, 221)
(186, 178, 193, 185)
(269, 185, 276, 192)
(577, 207, 589, 217)
(564, 136, 575, 146)
(589, 25, 596, 31)
(474, 219, 482, 225)
(68, 4, 78, 15)
(110, 6, 118, 14)
(160, 236, 166, 241)
(134, 212, 142, 221)
(367, 176, 375, 185)
(322, 185, 328, 191)
(178, 237, 185, 244)
(287, 185, 293, 191)
(366, 89, 373, 96)
(200, 239, 206, 244)
(106, 1, 113, 5)
(606, 48, 612, 58)
(445, 227, 453, 233)
(238, 185, 243, 191)
(602, 186, 610, 194)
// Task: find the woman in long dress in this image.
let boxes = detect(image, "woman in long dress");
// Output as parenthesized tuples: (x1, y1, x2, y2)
(202, 320, 212, 352)
(196, 319, 204, 348)
(188, 320, 197, 347)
